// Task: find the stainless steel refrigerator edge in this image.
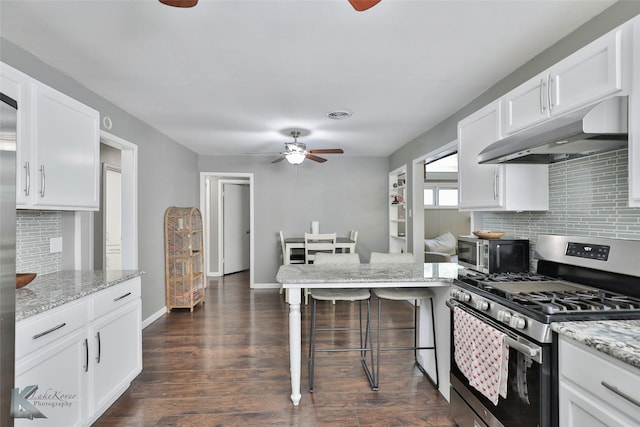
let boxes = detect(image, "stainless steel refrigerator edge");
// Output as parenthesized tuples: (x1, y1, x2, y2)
(0, 93, 17, 426)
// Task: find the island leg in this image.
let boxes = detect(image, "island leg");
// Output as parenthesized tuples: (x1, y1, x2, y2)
(287, 286, 302, 405)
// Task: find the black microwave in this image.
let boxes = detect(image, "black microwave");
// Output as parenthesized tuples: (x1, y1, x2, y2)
(457, 236, 530, 274)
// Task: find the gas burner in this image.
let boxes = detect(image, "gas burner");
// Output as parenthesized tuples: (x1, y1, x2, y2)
(485, 272, 551, 282)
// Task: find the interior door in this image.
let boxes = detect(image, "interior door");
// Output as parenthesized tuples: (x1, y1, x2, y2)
(222, 183, 250, 274)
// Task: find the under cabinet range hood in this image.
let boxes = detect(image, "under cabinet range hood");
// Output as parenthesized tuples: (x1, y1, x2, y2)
(478, 96, 628, 164)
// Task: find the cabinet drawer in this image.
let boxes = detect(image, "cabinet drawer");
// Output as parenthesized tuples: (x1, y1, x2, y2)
(559, 338, 640, 419)
(91, 277, 141, 320)
(15, 299, 88, 359)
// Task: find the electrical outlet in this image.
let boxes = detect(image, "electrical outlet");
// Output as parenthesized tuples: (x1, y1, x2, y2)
(50, 237, 63, 253)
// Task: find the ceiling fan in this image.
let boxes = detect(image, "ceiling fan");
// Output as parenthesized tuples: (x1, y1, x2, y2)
(159, 0, 381, 11)
(272, 131, 344, 165)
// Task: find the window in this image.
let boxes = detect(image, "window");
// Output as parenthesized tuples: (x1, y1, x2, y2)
(424, 185, 458, 207)
(425, 153, 458, 207)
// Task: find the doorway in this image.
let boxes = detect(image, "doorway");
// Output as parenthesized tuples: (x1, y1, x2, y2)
(200, 172, 254, 287)
(222, 182, 250, 274)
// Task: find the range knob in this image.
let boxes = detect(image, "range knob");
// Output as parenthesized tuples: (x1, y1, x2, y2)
(497, 310, 512, 323)
(459, 292, 471, 302)
(475, 300, 489, 311)
(510, 316, 527, 330)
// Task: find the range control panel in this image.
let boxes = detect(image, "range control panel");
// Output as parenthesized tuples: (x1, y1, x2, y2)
(566, 242, 610, 261)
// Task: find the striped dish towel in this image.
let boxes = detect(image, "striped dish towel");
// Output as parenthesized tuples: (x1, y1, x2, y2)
(453, 306, 509, 405)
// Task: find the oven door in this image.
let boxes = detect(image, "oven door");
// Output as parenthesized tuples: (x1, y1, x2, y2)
(448, 300, 552, 427)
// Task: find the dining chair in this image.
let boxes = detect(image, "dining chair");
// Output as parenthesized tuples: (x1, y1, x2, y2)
(347, 230, 358, 253)
(302, 233, 337, 304)
(369, 252, 439, 390)
(279, 231, 305, 265)
(304, 233, 337, 263)
(308, 253, 376, 392)
(278, 231, 305, 297)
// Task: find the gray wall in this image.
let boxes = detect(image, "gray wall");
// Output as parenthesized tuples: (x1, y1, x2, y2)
(198, 155, 388, 283)
(388, 1, 640, 251)
(1, 39, 199, 321)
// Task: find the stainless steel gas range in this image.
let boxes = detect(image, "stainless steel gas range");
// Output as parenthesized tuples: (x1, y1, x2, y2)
(448, 234, 640, 427)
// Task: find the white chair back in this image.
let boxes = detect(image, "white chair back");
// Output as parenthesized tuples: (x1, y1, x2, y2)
(314, 253, 360, 265)
(304, 233, 337, 264)
(369, 252, 415, 264)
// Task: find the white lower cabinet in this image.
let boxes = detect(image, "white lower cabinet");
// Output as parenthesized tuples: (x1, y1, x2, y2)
(15, 328, 88, 427)
(88, 298, 142, 422)
(14, 277, 142, 426)
(558, 336, 640, 427)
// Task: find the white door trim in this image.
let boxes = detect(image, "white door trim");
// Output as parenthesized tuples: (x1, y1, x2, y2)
(100, 131, 138, 270)
(411, 140, 457, 259)
(200, 172, 254, 288)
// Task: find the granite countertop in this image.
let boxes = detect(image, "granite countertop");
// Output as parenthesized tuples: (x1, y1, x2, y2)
(16, 270, 144, 322)
(276, 262, 460, 286)
(552, 320, 640, 370)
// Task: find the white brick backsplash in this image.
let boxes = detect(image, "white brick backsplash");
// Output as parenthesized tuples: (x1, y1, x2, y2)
(16, 211, 62, 274)
(482, 149, 639, 270)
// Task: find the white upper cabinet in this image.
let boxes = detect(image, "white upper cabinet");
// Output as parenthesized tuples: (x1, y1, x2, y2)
(32, 83, 100, 210)
(503, 28, 623, 135)
(0, 62, 100, 211)
(458, 101, 549, 211)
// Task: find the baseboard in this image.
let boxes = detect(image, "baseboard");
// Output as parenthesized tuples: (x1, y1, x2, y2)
(142, 306, 166, 329)
(252, 282, 280, 290)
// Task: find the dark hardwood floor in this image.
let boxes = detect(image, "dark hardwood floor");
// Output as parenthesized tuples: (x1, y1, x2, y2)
(95, 271, 455, 426)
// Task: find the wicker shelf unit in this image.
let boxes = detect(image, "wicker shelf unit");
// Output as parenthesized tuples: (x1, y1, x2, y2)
(164, 206, 205, 312)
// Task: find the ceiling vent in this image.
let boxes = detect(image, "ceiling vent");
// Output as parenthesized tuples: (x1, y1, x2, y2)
(326, 110, 352, 120)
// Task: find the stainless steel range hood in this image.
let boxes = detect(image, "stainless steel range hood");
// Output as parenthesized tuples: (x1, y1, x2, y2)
(478, 96, 628, 164)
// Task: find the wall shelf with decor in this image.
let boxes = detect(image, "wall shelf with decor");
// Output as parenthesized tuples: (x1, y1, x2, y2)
(164, 206, 205, 312)
(389, 165, 407, 253)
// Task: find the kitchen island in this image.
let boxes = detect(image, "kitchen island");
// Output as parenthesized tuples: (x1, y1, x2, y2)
(276, 262, 459, 405)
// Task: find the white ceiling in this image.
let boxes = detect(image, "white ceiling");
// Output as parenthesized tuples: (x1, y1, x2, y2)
(0, 0, 616, 158)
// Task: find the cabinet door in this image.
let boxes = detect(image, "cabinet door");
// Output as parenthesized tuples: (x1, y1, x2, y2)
(550, 29, 622, 116)
(0, 62, 32, 207)
(14, 329, 88, 427)
(502, 71, 549, 135)
(458, 101, 504, 210)
(88, 301, 142, 421)
(559, 382, 636, 427)
(32, 82, 99, 210)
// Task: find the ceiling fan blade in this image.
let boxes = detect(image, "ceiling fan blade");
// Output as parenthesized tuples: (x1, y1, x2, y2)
(348, 0, 381, 12)
(308, 149, 344, 154)
(306, 154, 328, 163)
(271, 156, 286, 164)
(159, 0, 198, 7)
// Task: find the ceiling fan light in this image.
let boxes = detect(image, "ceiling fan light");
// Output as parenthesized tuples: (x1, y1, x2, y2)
(286, 152, 306, 165)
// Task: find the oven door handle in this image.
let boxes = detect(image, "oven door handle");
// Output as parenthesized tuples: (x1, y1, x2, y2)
(504, 335, 542, 363)
(448, 299, 543, 364)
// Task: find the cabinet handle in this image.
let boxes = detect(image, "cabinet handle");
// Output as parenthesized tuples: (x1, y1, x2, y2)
(95, 332, 101, 364)
(114, 292, 132, 302)
(24, 162, 30, 196)
(39, 164, 45, 197)
(83, 338, 89, 372)
(493, 172, 499, 200)
(32, 322, 66, 339)
(539, 78, 546, 113)
(548, 76, 554, 111)
(601, 381, 640, 408)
